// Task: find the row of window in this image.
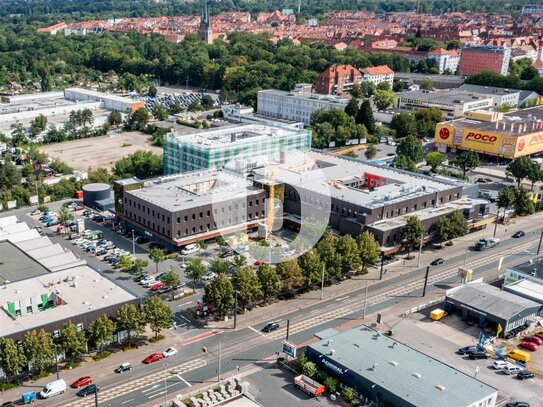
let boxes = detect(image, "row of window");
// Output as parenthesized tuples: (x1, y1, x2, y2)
(174, 211, 266, 238)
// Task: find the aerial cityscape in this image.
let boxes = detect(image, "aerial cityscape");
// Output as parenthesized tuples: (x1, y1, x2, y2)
(1, 0, 543, 407)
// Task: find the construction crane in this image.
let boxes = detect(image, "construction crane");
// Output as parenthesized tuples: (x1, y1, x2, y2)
(329, 144, 366, 156)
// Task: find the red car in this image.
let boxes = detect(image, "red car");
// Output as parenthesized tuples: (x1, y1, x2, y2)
(71, 376, 92, 388)
(150, 282, 165, 292)
(523, 336, 543, 346)
(73, 205, 84, 211)
(518, 341, 539, 351)
(143, 353, 164, 364)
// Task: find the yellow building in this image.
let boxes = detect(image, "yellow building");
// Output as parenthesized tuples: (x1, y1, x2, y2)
(434, 107, 543, 159)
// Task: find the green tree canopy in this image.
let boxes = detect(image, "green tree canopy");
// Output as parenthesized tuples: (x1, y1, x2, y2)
(204, 274, 235, 319)
(364, 143, 377, 160)
(397, 135, 424, 163)
(160, 267, 181, 300)
(390, 112, 417, 138)
(58, 321, 86, 360)
(22, 329, 54, 374)
(402, 216, 424, 255)
(0, 337, 27, 380)
(144, 296, 173, 338)
(425, 152, 446, 171)
(507, 156, 539, 187)
(356, 230, 381, 272)
(298, 249, 323, 286)
(149, 248, 166, 274)
(232, 265, 262, 307)
(115, 304, 145, 345)
(355, 100, 376, 133)
(276, 259, 304, 294)
(87, 315, 116, 353)
(113, 150, 163, 179)
(373, 89, 395, 110)
(209, 258, 231, 275)
(450, 151, 480, 177)
(185, 258, 207, 293)
(256, 264, 281, 302)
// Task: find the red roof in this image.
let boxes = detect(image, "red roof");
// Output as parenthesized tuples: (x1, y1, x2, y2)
(362, 65, 394, 76)
(428, 48, 458, 57)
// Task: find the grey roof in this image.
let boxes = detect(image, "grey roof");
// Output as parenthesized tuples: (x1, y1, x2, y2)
(258, 89, 349, 106)
(509, 257, 543, 280)
(446, 282, 541, 320)
(309, 326, 497, 407)
(459, 84, 522, 96)
(398, 89, 493, 104)
(0, 241, 49, 284)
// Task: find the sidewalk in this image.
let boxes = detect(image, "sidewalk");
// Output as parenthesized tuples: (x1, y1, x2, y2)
(207, 212, 543, 331)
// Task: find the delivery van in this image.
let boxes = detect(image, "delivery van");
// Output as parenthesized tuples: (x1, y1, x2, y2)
(39, 379, 67, 399)
(429, 309, 447, 321)
(506, 349, 531, 363)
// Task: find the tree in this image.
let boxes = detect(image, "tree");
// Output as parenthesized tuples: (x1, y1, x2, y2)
(351, 83, 363, 98)
(497, 187, 516, 210)
(364, 143, 377, 160)
(376, 81, 391, 91)
(393, 81, 405, 92)
(125, 108, 150, 131)
(302, 361, 318, 378)
(450, 151, 480, 177)
(57, 206, 74, 226)
(361, 81, 376, 97)
(204, 274, 234, 319)
(231, 254, 247, 269)
(144, 296, 173, 338)
(196, 240, 208, 250)
(0, 338, 27, 381)
(256, 264, 281, 302)
(113, 150, 163, 179)
(415, 108, 445, 138)
(433, 210, 467, 244)
(426, 152, 446, 171)
(149, 248, 166, 274)
(201, 95, 214, 109)
(507, 156, 539, 187)
(160, 267, 181, 299)
(185, 258, 207, 293)
(276, 259, 304, 294)
(0, 160, 22, 189)
(232, 266, 262, 307)
(316, 234, 341, 279)
(356, 231, 381, 272)
(30, 114, 48, 136)
(514, 187, 535, 216)
(58, 321, 86, 360)
(187, 100, 204, 112)
(392, 155, 417, 172)
(447, 40, 462, 50)
(397, 135, 423, 163)
(420, 78, 434, 90)
(151, 104, 170, 121)
(520, 66, 538, 81)
(148, 84, 158, 97)
(110, 110, 123, 126)
(86, 315, 116, 353)
(373, 89, 395, 110)
(355, 100, 376, 133)
(209, 258, 230, 275)
(336, 235, 361, 273)
(22, 329, 54, 374)
(390, 112, 417, 138)
(344, 98, 359, 118)
(298, 249, 323, 286)
(115, 304, 145, 345)
(401, 216, 424, 255)
(527, 166, 542, 191)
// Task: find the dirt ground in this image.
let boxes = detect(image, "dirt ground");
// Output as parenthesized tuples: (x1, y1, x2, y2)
(40, 131, 162, 171)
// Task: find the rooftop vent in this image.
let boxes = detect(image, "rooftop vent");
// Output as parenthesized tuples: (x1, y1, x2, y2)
(412, 372, 422, 379)
(388, 360, 398, 366)
(435, 384, 446, 391)
(330, 349, 335, 356)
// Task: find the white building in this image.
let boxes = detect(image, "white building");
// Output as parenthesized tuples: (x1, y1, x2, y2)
(458, 84, 521, 108)
(257, 84, 349, 126)
(427, 48, 460, 74)
(361, 65, 395, 88)
(64, 88, 144, 113)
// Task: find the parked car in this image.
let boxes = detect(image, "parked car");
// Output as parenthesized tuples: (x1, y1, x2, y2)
(134, 273, 150, 282)
(141, 278, 158, 288)
(163, 347, 177, 357)
(41, 217, 54, 224)
(114, 363, 132, 373)
(47, 221, 59, 227)
(77, 384, 100, 397)
(143, 353, 164, 364)
(203, 272, 217, 281)
(149, 243, 163, 250)
(512, 231, 526, 238)
(135, 236, 149, 244)
(95, 248, 107, 256)
(71, 376, 92, 388)
(150, 282, 165, 292)
(181, 244, 200, 255)
(69, 233, 80, 240)
(522, 336, 543, 346)
(517, 370, 535, 380)
(505, 402, 530, 407)
(468, 350, 489, 360)
(518, 341, 538, 351)
(457, 346, 478, 355)
(0, 401, 14, 407)
(431, 258, 445, 266)
(502, 364, 523, 375)
(493, 360, 508, 370)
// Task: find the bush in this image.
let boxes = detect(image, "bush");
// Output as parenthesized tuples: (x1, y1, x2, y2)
(37, 204, 49, 212)
(293, 353, 308, 372)
(0, 382, 18, 392)
(314, 370, 328, 384)
(324, 376, 339, 393)
(92, 351, 111, 361)
(302, 361, 318, 378)
(149, 334, 165, 343)
(445, 241, 454, 246)
(341, 387, 357, 403)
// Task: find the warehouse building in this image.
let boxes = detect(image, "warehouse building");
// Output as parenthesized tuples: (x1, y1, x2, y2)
(444, 282, 542, 337)
(306, 326, 498, 407)
(163, 123, 311, 175)
(64, 88, 145, 113)
(0, 216, 138, 341)
(434, 107, 543, 159)
(505, 256, 543, 285)
(503, 279, 543, 305)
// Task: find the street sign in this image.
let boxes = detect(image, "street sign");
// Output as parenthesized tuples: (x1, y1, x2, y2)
(282, 340, 297, 358)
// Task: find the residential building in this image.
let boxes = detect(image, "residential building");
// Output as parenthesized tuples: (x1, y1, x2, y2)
(397, 89, 494, 119)
(306, 326, 498, 407)
(459, 45, 511, 76)
(315, 64, 362, 96)
(434, 106, 543, 159)
(361, 65, 395, 88)
(427, 48, 460, 74)
(257, 84, 349, 125)
(163, 123, 311, 174)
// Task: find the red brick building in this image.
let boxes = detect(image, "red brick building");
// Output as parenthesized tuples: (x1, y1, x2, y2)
(315, 64, 362, 95)
(458, 46, 511, 76)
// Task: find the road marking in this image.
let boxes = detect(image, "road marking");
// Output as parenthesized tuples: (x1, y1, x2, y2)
(120, 399, 134, 405)
(142, 384, 160, 393)
(177, 314, 191, 323)
(148, 390, 166, 398)
(182, 330, 221, 346)
(248, 326, 267, 337)
(177, 374, 192, 387)
(179, 301, 194, 307)
(335, 296, 350, 301)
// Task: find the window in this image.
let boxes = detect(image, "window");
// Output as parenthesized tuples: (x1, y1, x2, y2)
(184, 215, 188, 222)
(249, 201, 252, 207)
(207, 210, 210, 217)
(199, 212, 203, 218)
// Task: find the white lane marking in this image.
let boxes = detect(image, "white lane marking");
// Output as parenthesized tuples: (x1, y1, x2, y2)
(335, 296, 350, 301)
(177, 315, 191, 323)
(179, 301, 193, 307)
(309, 308, 321, 314)
(177, 374, 192, 387)
(121, 399, 134, 405)
(248, 326, 267, 337)
(148, 391, 166, 398)
(141, 384, 160, 393)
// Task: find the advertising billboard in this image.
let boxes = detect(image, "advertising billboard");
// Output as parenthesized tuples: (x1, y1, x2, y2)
(515, 132, 543, 157)
(434, 124, 455, 146)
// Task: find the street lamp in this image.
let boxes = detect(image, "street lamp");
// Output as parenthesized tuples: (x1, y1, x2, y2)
(201, 335, 222, 383)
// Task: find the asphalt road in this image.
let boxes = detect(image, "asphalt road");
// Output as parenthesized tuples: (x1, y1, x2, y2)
(43, 228, 543, 407)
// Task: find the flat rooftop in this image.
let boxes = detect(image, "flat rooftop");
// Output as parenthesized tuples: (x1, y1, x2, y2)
(64, 87, 135, 104)
(0, 93, 91, 116)
(459, 84, 522, 96)
(127, 169, 263, 212)
(398, 89, 492, 104)
(503, 279, 543, 303)
(258, 89, 349, 106)
(166, 123, 303, 147)
(442, 106, 543, 136)
(446, 282, 541, 320)
(508, 256, 543, 280)
(252, 151, 456, 209)
(0, 241, 50, 284)
(309, 326, 497, 407)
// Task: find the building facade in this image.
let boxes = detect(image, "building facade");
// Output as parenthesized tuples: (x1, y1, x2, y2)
(257, 85, 349, 125)
(315, 64, 362, 96)
(163, 123, 311, 175)
(459, 45, 511, 76)
(427, 48, 460, 74)
(361, 65, 394, 88)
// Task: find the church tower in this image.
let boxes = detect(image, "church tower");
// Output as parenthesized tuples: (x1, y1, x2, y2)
(198, 0, 213, 44)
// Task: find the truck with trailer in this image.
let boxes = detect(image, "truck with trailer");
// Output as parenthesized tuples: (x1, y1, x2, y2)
(294, 374, 325, 397)
(474, 237, 500, 251)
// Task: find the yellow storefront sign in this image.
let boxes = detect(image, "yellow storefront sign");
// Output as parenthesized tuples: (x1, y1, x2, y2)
(434, 124, 455, 146)
(514, 132, 543, 157)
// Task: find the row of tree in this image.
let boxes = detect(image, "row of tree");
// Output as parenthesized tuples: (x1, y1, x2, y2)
(0, 299, 172, 384)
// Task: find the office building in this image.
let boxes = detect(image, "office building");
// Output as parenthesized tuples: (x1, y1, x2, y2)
(459, 45, 511, 76)
(315, 64, 362, 96)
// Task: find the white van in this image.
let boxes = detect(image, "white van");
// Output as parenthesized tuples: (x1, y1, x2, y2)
(181, 244, 200, 255)
(40, 379, 67, 399)
(501, 364, 522, 375)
